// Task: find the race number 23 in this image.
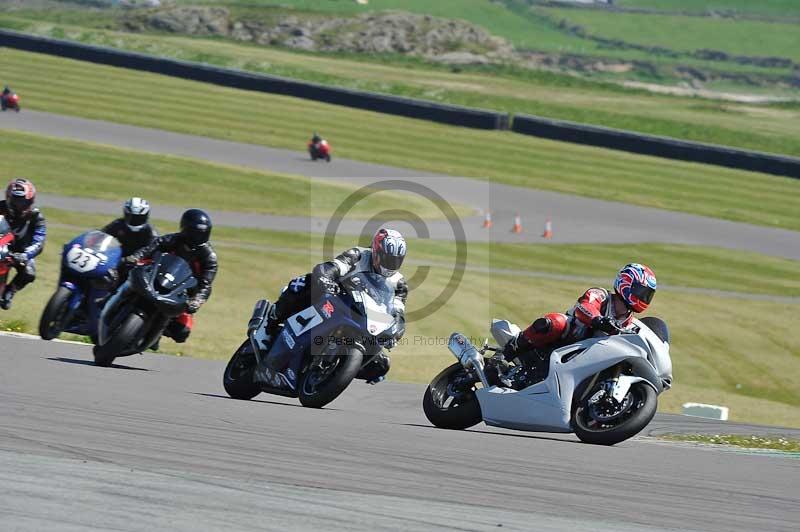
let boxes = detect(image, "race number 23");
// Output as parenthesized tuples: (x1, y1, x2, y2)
(66, 247, 100, 273)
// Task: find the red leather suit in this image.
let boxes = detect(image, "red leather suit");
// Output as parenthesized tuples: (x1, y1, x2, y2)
(521, 288, 633, 351)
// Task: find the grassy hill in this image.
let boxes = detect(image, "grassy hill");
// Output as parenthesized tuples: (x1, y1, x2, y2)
(1, 1, 798, 157)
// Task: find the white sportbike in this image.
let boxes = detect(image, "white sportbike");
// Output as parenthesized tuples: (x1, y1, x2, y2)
(423, 317, 672, 445)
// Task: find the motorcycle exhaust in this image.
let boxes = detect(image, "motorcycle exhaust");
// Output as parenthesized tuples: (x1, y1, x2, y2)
(448, 332, 491, 388)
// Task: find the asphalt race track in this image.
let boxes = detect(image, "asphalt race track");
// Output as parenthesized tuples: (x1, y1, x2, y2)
(3, 111, 800, 258)
(1, 334, 798, 532)
(2, 110, 800, 531)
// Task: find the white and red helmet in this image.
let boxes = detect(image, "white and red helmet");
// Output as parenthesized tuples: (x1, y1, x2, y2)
(5, 178, 36, 219)
(371, 228, 406, 277)
(614, 263, 657, 313)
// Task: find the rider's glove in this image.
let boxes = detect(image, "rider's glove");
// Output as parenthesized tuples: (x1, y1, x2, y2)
(10, 252, 27, 266)
(186, 297, 202, 314)
(380, 336, 398, 350)
(501, 335, 521, 359)
(123, 255, 139, 266)
(318, 276, 340, 295)
(592, 316, 618, 334)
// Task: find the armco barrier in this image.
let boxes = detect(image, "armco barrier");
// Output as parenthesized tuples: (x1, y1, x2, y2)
(512, 114, 800, 179)
(4, 28, 799, 177)
(0, 29, 509, 131)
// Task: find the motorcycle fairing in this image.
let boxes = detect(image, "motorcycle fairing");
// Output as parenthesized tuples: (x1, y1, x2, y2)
(58, 231, 121, 337)
(476, 332, 665, 432)
(252, 272, 396, 391)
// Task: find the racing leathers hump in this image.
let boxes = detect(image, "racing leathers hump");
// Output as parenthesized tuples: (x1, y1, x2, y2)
(127, 233, 217, 304)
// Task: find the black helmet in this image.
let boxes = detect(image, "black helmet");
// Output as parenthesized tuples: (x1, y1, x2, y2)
(179, 209, 212, 247)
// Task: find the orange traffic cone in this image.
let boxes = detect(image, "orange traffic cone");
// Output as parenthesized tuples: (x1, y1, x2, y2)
(511, 213, 523, 233)
(542, 217, 553, 239)
(482, 210, 493, 229)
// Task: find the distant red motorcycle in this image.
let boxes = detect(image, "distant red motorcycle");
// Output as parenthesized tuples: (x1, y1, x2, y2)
(308, 139, 332, 162)
(1, 92, 21, 112)
(0, 216, 16, 299)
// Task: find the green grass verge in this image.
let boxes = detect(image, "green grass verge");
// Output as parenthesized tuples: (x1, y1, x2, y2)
(2, 208, 799, 427)
(3, 49, 800, 231)
(2, 16, 799, 156)
(0, 129, 457, 220)
(661, 434, 800, 452)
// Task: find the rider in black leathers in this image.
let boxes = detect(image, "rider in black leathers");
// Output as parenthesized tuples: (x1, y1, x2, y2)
(101, 197, 158, 259)
(125, 209, 217, 343)
(0, 178, 47, 310)
(1, 86, 13, 111)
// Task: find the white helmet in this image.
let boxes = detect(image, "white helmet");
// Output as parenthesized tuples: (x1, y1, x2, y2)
(123, 197, 150, 232)
(371, 228, 406, 277)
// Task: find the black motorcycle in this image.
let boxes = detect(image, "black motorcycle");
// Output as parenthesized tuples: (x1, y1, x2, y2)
(93, 252, 196, 367)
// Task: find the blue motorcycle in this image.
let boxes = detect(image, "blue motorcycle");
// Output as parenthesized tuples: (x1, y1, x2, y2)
(39, 230, 122, 341)
(223, 272, 400, 408)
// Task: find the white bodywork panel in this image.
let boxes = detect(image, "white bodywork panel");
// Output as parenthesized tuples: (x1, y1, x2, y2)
(473, 320, 670, 432)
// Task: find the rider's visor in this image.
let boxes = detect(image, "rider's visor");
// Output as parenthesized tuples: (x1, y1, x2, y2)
(380, 253, 404, 272)
(631, 283, 655, 304)
(8, 195, 33, 215)
(126, 212, 148, 228)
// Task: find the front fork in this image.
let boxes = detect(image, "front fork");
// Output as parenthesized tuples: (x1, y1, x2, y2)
(247, 299, 271, 365)
(98, 280, 132, 346)
(589, 364, 628, 405)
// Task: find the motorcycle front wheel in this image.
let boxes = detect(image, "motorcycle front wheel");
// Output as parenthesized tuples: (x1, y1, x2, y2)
(298, 347, 362, 408)
(39, 286, 72, 340)
(572, 381, 657, 445)
(93, 312, 146, 367)
(422, 363, 482, 430)
(223, 340, 261, 400)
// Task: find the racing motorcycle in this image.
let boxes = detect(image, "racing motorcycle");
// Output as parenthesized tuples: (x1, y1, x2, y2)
(223, 272, 399, 408)
(1, 92, 20, 112)
(308, 139, 331, 162)
(39, 231, 121, 341)
(0, 216, 15, 301)
(423, 317, 672, 445)
(93, 251, 196, 367)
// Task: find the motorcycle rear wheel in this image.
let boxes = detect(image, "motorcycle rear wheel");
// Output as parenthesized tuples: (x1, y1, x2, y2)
(422, 363, 482, 430)
(223, 340, 261, 400)
(298, 347, 362, 408)
(572, 381, 657, 445)
(39, 286, 72, 340)
(93, 312, 145, 367)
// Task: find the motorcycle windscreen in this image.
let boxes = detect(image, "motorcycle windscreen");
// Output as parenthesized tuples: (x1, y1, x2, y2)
(64, 231, 122, 277)
(154, 255, 196, 294)
(353, 273, 396, 335)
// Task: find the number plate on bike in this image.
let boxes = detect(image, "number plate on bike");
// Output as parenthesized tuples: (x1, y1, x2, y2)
(66, 246, 101, 273)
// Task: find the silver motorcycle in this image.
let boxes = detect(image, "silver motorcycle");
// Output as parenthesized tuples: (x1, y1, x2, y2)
(423, 317, 672, 445)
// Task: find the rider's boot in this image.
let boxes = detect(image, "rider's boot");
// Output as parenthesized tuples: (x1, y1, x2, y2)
(0, 286, 17, 310)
